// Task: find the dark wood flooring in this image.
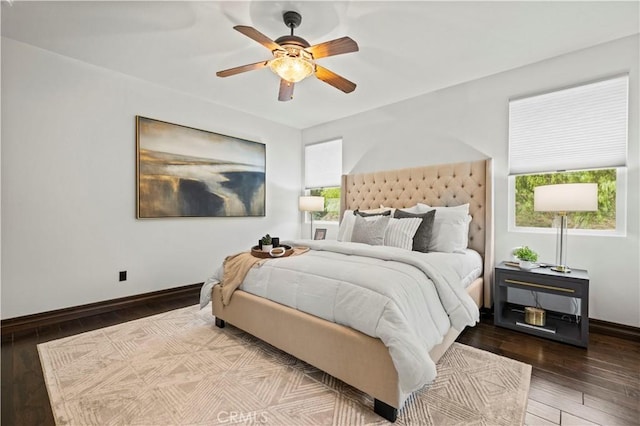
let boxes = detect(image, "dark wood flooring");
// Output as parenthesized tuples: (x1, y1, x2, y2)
(2, 298, 639, 426)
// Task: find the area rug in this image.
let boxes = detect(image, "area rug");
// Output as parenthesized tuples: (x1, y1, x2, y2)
(38, 305, 531, 425)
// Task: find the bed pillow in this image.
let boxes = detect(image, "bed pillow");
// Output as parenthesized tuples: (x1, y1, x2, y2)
(428, 209, 472, 253)
(338, 209, 390, 242)
(429, 213, 471, 253)
(410, 204, 471, 252)
(393, 209, 436, 252)
(337, 210, 356, 242)
(351, 216, 389, 246)
(417, 203, 469, 214)
(384, 218, 423, 250)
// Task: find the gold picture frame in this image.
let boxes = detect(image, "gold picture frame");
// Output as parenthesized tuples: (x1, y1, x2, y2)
(136, 116, 265, 218)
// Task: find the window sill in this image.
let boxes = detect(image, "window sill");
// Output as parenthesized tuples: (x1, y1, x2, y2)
(509, 226, 626, 238)
(305, 220, 339, 225)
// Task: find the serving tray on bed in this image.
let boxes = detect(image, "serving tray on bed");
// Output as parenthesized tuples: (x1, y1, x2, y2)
(251, 245, 294, 259)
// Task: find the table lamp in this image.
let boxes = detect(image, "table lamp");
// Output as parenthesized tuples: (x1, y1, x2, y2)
(299, 196, 324, 238)
(534, 183, 598, 273)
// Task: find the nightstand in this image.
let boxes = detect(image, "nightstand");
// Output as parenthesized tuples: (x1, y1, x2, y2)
(494, 261, 589, 348)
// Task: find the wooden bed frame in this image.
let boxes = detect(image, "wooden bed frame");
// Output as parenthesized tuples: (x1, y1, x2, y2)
(212, 159, 494, 421)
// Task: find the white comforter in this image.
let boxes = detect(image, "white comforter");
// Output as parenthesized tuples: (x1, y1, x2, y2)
(204, 240, 480, 400)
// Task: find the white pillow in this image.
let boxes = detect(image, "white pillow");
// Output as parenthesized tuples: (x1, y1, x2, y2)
(384, 218, 423, 250)
(337, 210, 355, 242)
(417, 203, 469, 214)
(411, 203, 471, 252)
(429, 213, 471, 253)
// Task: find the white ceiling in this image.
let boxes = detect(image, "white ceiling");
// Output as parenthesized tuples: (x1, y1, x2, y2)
(2, 1, 639, 129)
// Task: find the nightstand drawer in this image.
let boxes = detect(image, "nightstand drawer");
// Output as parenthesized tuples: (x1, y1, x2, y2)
(496, 270, 586, 296)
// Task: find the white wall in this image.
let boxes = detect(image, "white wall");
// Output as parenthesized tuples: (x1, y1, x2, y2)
(303, 35, 640, 327)
(1, 38, 302, 319)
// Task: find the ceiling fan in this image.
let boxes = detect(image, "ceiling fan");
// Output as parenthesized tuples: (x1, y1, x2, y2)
(216, 11, 359, 101)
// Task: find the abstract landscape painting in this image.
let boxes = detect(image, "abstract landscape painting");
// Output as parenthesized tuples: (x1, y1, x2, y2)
(136, 116, 265, 218)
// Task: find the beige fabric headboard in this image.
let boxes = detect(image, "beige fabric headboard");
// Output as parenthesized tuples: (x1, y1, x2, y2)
(340, 160, 494, 307)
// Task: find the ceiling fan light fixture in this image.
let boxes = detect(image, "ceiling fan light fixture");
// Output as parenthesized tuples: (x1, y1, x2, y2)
(269, 48, 314, 83)
(217, 11, 358, 99)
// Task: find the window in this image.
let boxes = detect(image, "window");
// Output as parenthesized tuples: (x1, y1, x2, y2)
(309, 187, 340, 221)
(509, 75, 628, 233)
(304, 139, 342, 222)
(514, 169, 617, 230)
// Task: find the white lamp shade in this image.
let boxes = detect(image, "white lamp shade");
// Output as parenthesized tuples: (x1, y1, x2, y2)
(299, 196, 325, 212)
(534, 183, 598, 212)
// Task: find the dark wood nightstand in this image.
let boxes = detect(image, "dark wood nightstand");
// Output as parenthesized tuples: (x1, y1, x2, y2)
(494, 261, 589, 348)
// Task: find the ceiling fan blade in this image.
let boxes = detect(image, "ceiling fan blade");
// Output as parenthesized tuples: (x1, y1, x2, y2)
(306, 36, 359, 59)
(278, 80, 295, 102)
(234, 25, 282, 51)
(315, 65, 356, 94)
(216, 60, 270, 78)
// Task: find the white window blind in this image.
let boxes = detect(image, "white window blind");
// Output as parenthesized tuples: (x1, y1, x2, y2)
(509, 75, 628, 175)
(305, 139, 342, 188)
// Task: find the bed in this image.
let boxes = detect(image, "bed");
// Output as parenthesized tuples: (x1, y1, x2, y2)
(210, 159, 494, 421)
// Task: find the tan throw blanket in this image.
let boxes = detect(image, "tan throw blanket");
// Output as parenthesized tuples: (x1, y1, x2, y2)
(220, 247, 309, 306)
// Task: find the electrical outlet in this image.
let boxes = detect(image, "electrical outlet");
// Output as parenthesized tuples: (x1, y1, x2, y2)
(119, 271, 127, 282)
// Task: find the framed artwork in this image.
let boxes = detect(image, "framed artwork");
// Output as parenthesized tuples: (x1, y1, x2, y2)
(314, 228, 327, 240)
(136, 116, 265, 218)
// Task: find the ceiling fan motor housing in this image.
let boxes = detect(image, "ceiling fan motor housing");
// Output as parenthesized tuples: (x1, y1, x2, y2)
(283, 11, 302, 29)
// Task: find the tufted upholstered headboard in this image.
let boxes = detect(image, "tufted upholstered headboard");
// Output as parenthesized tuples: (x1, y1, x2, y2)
(340, 159, 494, 307)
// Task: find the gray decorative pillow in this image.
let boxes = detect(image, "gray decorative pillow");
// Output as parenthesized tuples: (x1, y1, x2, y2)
(354, 209, 392, 217)
(393, 209, 436, 252)
(351, 216, 389, 246)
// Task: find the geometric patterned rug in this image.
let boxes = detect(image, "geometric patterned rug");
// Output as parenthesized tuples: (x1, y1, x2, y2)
(38, 305, 531, 425)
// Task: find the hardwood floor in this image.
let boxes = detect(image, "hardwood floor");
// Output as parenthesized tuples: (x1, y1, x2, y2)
(2, 299, 638, 426)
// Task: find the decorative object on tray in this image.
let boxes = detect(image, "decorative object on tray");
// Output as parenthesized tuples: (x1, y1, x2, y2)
(513, 246, 539, 270)
(269, 247, 287, 257)
(136, 116, 265, 218)
(260, 234, 272, 252)
(257, 236, 280, 249)
(251, 244, 293, 259)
